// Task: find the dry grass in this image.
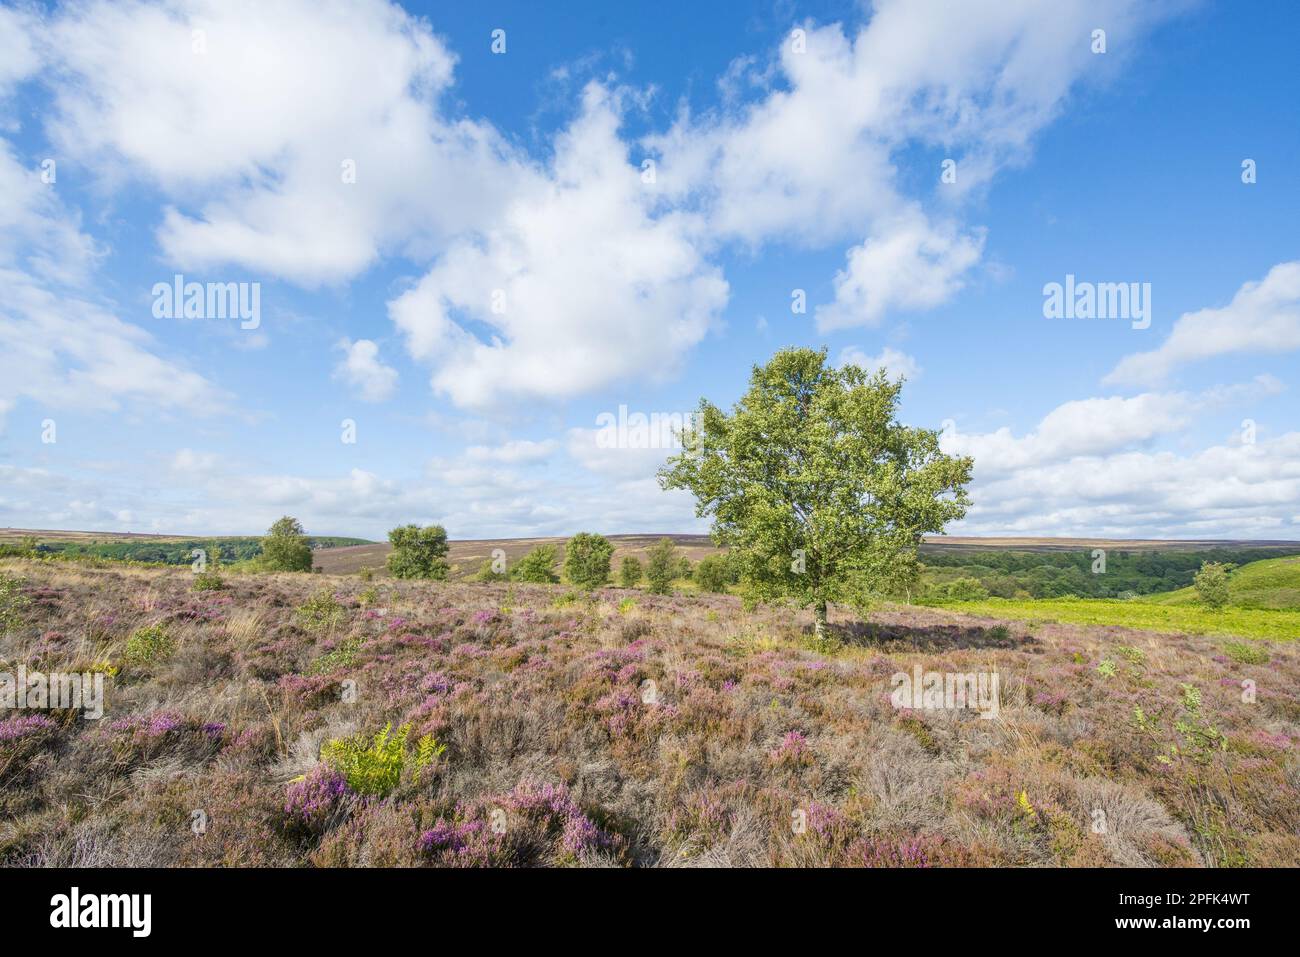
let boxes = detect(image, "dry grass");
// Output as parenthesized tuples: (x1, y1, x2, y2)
(1, 558, 1297, 868)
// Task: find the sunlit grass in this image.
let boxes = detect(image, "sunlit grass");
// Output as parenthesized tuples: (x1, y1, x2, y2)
(934, 596, 1298, 641)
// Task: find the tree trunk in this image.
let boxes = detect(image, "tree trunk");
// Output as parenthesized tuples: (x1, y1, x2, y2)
(813, 600, 828, 638)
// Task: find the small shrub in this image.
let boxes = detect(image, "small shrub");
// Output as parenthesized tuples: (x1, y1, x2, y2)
(933, 577, 990, 602)
(564, 532, 614, 589)
(358, 566, 374, 582)
(261, 516, 314, 572)
(308, 635, 363, 675)
(695, 554, 729, 593)
(296, 588, 345, 632)
(284, 765, 352, 834)
(124, 625, 175, 665)
(512, 545, 559, 584)
(192, 563, 226, 591)
(0, 574, 31, 635)
(800, 630, 843, 655)
(386, 524, 450, 580)
(551, 590, 583, 609)
(1222, 641, 1269, 665)
(618, 557, 642, 588)
(474, 559, 507, 582)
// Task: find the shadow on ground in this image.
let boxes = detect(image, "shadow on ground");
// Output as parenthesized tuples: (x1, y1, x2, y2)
(821, 620, 1040, 652)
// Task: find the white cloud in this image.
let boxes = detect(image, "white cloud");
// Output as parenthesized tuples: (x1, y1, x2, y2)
(0, 138, 219, 423)
(390, 84, 729, 410)
(40, 0, 529, 286)
(171, 449, 220, 474)
(837, 345, 921, 381)
(565, 426, 675, 481)
(464, 439, 558, 465)
(333, 338, 398, 402)
(940, 381, 1284, 478)
(1104, 261, 1300, 388)
(649, 0, 1167, 328)
(0, 5, 41, 95)
(951, 433, 1300, 540)
(817, 214, 984, 330)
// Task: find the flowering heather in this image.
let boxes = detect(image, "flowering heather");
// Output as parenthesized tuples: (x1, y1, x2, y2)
(503, 780, 622, 859)
(771, 731, 809, 764)
(0, 713, 55, 742)
(285, 766, 352, 832)
(109, 710, 184, 739)
(418, 818, 505, 867)
(1, 559, 1299, 867)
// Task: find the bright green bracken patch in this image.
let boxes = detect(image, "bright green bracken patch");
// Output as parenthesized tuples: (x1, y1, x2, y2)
(320, 722, 444, 796)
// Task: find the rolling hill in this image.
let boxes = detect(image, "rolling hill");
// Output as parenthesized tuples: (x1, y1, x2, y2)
(1142, 555, 1300, 611)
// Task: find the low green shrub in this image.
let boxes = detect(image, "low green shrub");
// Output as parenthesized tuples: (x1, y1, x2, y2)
(124, 625, 175, 665)
(320, 722, 444, 796)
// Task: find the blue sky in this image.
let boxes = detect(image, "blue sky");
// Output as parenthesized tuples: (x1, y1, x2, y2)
(1, 0, 1297, 541)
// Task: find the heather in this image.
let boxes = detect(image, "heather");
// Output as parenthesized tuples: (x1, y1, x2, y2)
(1, 558, 1297, 867)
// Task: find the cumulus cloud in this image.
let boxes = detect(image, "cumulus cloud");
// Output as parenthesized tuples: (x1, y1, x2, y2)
(951, 433, 1300, 540)
(649, 0, 1166, 328)
(935, 372, 1298, 538)
(939, 382, 1285, 478)
(333, 338, 398, 402)
(39, 0, 528, 286)
(389, 84, 729, 410)
(837, 345, 921, 381)
(1104, 261, 1300, 388)
(817, 214, 984, 330)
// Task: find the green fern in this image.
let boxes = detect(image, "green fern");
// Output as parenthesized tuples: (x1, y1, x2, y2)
(321, 722, 445, 796)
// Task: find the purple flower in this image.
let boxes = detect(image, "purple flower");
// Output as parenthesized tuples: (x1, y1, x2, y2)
(285, 765, 351, 831)
(145, 711, 183, 737)
(0, 714, 55, 742)
(771, 730, 809, 762)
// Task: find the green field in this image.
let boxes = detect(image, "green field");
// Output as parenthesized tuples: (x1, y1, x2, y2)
(937, 595, 1299, 641)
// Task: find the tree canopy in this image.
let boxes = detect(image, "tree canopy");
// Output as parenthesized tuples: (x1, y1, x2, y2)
(386, 524, 450, 580)
(659, 348, 973, 634)
(261, 516, 314, 572)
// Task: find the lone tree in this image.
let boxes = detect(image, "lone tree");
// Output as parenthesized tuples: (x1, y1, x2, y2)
(659, 348, 973, 637)
(261, 516, 314, 572)
(386, 524, 450, 580)
(1193, 561, 1231, 610)
(564, 532, 614, 589)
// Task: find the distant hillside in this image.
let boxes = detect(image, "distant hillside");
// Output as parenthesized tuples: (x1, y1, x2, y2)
(0, 528, 374, 566)
(1142, 556, 1300, 611)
